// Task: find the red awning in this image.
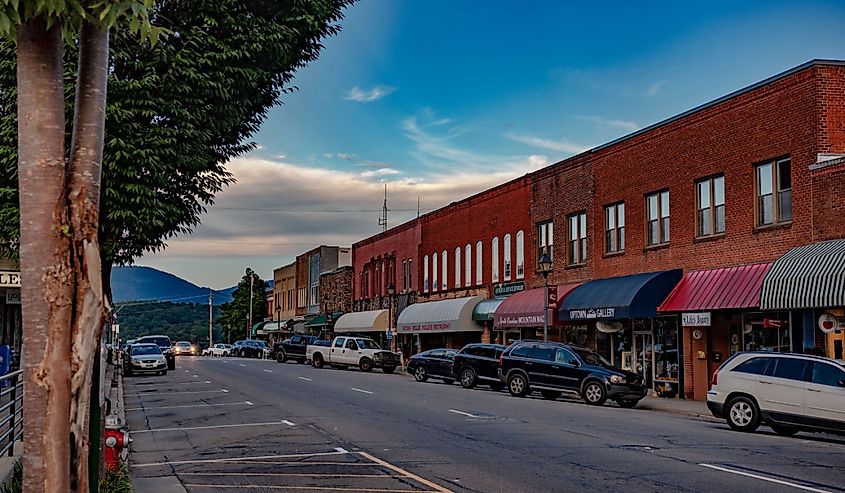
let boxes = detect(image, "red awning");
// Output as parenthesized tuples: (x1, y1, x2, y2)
(494, 284, 580, 328)
(658, 263, 772, 312)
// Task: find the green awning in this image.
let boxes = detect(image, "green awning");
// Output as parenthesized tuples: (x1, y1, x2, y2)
(304, 312, 344, 327)
(473, 298, 503, 322)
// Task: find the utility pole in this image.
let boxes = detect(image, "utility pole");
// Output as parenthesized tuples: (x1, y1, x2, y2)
(208, 289, 213, 348)
(248, 273, 254, 340)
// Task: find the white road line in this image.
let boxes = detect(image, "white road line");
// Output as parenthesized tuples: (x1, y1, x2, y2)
(350, 388, 373, 394)
(182, 485, 419, 491)
(125, 389, 228, 397)
(131, 421, 295, 434)
(239, 364, 247, 367)
(448, 409, 478, 418)
(182, 473, 392, 478)
(192, 374, 199, 377)
(132, 450, 348, 467)
(334, 447, 349, 453)
(699, 464, 833, 493)
(126, 402, 253, 411)
(298, 376, 312, 381)
(245, 400, 254, 405)
(281, 420, 296, 426)
(263, 369, 273, 373)
(357, 451, 454, 493)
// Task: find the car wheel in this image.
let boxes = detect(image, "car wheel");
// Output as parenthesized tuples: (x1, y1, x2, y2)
(382, 366, 396, 374)
(726, 396, 761, 432)
(359, 358, 373, 372)
(459, 368, 477, 389)
(276, 351, 287, 363)
(507, 373, 530, 397)
(582, 380, 607, 406)
(770, 424, 799, 436)
(413, 366, 428, 382)
(312, 353, 324, 369)
(489, 382, 505, 392)
(541, 390, 562, 400)
(161, 369, 168, 376)
(615, 398, 639, 409)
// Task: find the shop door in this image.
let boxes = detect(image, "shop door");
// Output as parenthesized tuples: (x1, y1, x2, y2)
(632, 332, 654, 390)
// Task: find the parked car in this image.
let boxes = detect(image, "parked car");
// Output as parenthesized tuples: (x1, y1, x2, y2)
(233, 339, 269, 358)
(407, 349, 458, 384)
(499, 340, 647, 407)
(123, 343, 168, 376)
(707, 352, 845, 436)
(203, 343, 232, 357)
(173, 341, 197, 356)
(306, 336, 399, 373)
(452, 343, 506, 390)
(274, 335, 325, 364)
(133, 335, 175, 370)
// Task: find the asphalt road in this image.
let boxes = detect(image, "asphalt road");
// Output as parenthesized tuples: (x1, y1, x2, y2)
(125, 356, 845, 493)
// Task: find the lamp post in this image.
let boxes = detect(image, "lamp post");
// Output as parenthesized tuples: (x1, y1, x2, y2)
(322, 294, 331, 339)
(386, 283, 396, 351)
(538, 252, 553, 341)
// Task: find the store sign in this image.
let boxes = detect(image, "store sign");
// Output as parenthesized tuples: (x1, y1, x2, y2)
(681, 312, 711, 327)
(569, 307, 615, 320)
(818, 312, 845, 334)
(398, 322, 452, 333)
(0, 271, 20, 288)
(497, 315, 546, 327)
(493, 282, 525, 297)
(5, 289, 20, 305)
(763, 318, 787, 329)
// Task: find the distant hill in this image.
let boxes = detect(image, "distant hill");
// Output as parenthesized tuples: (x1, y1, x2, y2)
(111, 266, 236, 304)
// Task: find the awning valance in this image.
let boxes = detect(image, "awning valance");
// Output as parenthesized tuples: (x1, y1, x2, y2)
(398, 296, 484, 334)
(334, 310, 389, 333)
(304, 312, 344, 328)
(558, 270, 682, 321)
(658, 263, 772, 312)
(494, 284, 580, 328)
(760, 239, 845, 310)
(472, 299, 503, 322)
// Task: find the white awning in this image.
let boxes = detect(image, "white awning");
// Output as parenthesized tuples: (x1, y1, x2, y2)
(334, 310, 389, 333)
(397, 296, 484, 334)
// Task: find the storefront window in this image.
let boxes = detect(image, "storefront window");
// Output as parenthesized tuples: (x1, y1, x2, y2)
(741, 312, 790, 352)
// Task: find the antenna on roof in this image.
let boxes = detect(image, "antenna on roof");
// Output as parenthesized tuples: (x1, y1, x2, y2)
(417, 196, 420, 218)
(378, 183, 388, 231)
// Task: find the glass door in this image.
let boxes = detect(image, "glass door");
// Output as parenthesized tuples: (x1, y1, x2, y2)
(633, 331, 654, 390)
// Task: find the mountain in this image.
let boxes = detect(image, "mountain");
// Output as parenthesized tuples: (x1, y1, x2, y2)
(111, 266, 237, 304)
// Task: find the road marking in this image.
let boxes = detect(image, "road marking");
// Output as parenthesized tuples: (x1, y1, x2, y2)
(182, 485, 427, 492)
(126, 402, 254, 411)
(350, 388, 373, 394)
(448, 409, 478, 418)
(131, 421, 296, 434)
(133, 451, 348, 467)
(263, 369, 273, 373)
(192, 374, 199, 377)
(334, 447, 349, 453)
(298, 376, 312, 381)
(357, 451, 453, 493)
(182, 473, 392, 478)
(245, 400, 254, 405)
(184, 370, 190, 372)
(699, 464, 833, 493)
(239, 364, 247, 367)
(124, 389, 228, 397)
(281, 420, 296, 426)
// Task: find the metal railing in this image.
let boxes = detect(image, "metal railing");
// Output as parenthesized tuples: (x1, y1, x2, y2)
(0, 369, 23, 456)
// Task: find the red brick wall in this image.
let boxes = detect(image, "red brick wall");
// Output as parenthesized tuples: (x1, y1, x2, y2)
(353, 219, 421, 301)
(811, 159, 845, 241)
(816, 65, 845, 154)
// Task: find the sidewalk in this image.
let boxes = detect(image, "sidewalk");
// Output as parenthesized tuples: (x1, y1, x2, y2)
(635, 395, 716, 420)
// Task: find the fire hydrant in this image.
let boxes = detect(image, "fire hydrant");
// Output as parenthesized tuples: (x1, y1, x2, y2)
(104, 415, 131, 471)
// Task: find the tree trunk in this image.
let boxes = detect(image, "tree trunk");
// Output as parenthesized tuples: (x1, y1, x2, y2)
(67, 22, 110, 493)
(17, 17, 73, 493)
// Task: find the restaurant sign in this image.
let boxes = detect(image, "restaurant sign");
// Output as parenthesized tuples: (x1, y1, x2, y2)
(0, 271, 20, 288)
(681, 312, 711, 327)
(569, 308, 616, 320)
(493, 281, 525, 298)
(818, 312, 845, 334)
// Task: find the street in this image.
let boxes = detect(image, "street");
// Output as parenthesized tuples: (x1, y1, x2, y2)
(125, 357, 845, 493)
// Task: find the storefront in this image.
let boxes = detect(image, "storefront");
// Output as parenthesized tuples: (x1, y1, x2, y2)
(397, 296, 484, 351)
(0, 269, 21, 359)
(472, 298, 503, 345)
(493, 284, 580, 344)
(558, 270, 682, 398)
(304, 311, 344, 339)
(333, 309, 391, 349)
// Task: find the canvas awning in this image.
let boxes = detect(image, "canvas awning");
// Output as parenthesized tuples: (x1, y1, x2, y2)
(658, 263, 772, 312)
(760, 239, 845, 310)
(397, 296, 484, 334)
(494, 284, 580, 328)
(558, 270, 682, 321)
(333, 310, 389, 333)
(472, 299, 503, 322)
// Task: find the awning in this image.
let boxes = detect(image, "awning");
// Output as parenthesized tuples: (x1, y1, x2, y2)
(558, 270, 682, 321)
(760, 239, 845, 310)
(334, 310, 389, 333)
(304, 312, 344, 328)
(494, 284, 580, 328)
(398, 296, 484, 334)
(252, 320, 289, 336)
(472, 299, 503, 322)
(658, 263, 772, 312)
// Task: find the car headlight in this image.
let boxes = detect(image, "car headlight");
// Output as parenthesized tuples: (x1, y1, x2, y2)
(609, 375, 624, 384)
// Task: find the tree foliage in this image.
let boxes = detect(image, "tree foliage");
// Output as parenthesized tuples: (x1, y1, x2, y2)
(116, 301, 222, 345)
(219, 268, 267, 341)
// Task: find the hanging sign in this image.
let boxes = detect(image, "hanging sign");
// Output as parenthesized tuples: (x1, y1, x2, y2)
(0, 271, 20, 288)
(818, 312, 845, 334)
(493, 282, 525, 297)
(763, 318, 787, 329)
(681, 312, 711, 327)
(547, 285, 558, 309)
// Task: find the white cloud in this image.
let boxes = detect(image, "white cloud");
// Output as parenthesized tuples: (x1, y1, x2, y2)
(647, 80, 666, 97)
(505, 132, 591, 155)
(336, 152, 356, 161)
(360, 167, 401, 178)
(344, 85, 397, 103)
(574, 115, 639, 132)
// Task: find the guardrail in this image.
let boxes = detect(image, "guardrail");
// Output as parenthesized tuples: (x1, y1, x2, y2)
(0, 369, 23, 456)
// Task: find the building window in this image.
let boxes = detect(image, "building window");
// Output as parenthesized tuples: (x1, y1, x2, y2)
(515, 231, 525, 279)
(756, 158, 791, 226)
(604, 202, 625, 254)
(696, 175, 725, 237)
(646, 190, 670, 246)
(568, 212, 587, 265)
(432, 253, 438, 292)
(491, 237, 500, 283)
(454, 247, 461, 289)
(402, 260, 407, 290)
(423, 255, 429, 293)
(475, 241, 483, 285)
(537, 221, 554, 265)
(408, 259, 412, 291)
(465, 244, 472, 287)
(503, 233, 512, 281)
(441, 250, 448, 290)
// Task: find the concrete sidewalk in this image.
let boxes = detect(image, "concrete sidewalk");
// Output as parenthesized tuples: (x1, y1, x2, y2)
(637, 395, 716, 420)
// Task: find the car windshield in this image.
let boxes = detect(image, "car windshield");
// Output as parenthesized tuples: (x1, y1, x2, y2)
(356, 339, 381, 350)
(141, 337, 171, 347)
(573, 348, 612, 367)
(177, 342, 191, 347)
(131, 345, 162, 356)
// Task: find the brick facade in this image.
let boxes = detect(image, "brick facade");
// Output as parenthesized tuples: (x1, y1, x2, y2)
(811, 158, 845, 242)
(320, 266, 353, 314)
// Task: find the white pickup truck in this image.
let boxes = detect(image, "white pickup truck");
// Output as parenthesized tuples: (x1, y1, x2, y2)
(306, 336, 399, 374)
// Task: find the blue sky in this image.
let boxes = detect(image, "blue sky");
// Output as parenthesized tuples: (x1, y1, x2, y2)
(144, 0, 845, 289)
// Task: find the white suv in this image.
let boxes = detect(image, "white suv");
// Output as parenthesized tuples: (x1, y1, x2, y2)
(708, 352, 845, 436)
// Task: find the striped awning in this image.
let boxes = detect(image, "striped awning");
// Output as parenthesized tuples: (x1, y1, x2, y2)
(760, 239, 845, 310)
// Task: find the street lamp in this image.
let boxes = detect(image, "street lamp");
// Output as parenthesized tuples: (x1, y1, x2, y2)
(538, 252, 553, 341)
(386, 283, 396, 351)
(322, 294, 331, 339)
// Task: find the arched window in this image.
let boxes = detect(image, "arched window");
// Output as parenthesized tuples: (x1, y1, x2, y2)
(442, 250, 448, 290)
(491, 237, 500, 283)
(423, 255, 429, 293)
(432, 252, 438, 292)
(464, 244, 472, 287)
(475, 241, 483, 285)
(454, 247, 462, 288)
(503, 233, 512, 281)
(516, 230, 525, 279)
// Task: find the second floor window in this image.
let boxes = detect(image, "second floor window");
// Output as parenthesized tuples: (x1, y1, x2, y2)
(515, 230, 525, 279)
(756, 158, 791, 226)
(568, 212, 587, 265)
(454, 247, 462, 289)
(475, 241, 483, 285)
(491, 237, 500, 283)
(697, 175, 725, 236)
(503, 233, 512, 281)
(646, 190, 670, 246)
(465, 244, 472, 287)
(537, 221, 554, 265)
(423, 255, 429, 293)
(442, 250, 448, 290)
(604, 202, 625, 254)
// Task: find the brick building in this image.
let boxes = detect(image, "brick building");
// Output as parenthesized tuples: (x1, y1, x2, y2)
(272, 262, 296, 323)
(320, 266, 353, 314)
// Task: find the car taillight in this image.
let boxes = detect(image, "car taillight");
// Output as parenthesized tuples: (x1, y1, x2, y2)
(710, 368, 719, 387)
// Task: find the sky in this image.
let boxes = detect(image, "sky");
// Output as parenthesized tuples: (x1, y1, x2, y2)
(141, 0, 845, 289)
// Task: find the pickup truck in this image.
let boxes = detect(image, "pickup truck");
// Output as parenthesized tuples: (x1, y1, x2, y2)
(306, 336, 399, 373)
(274, 335, 326, 364)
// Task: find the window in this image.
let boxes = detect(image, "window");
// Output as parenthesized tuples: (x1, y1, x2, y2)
(491, 237, 500, 283)
(334, 338, 346, 348)
(537, 221, 554, 265)
(605, 203, 625, 254)
(475, 241, 483, 285)
(465, 244, 472, 287)
(408, 259, 412, 291)
(555, 348, 579, 366)
(503, 234, 512, 280)
(515, 231, 525, 279)
(646, 190, 670, 246)
(772, 358, 808, 381)
(756, 158, 791, 226)
(733, 357, 772, 375)
(531, 346, 556, 361)
(510, 344, 533, 358)
(454, 247, 461, 288)
(432, 253, 438, 292)
(568, 212, 587, 265)
(402, 260, 407, 290)
(345, 339, 358, 350)
(441, 250, 448, 290)
(811, 362, 845, 387)
(696, 175, 725, 237)
(423, 255, 429, 293)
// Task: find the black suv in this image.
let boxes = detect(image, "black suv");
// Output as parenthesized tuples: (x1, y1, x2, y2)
(499, 340, 647, 408)
(133, 335, 175, 370)
(452, 343, 506, 391)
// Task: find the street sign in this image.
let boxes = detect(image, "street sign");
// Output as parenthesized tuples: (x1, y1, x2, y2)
(385, 328, 393, 340)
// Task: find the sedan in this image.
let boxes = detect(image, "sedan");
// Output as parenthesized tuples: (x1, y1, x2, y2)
(123, 343, 168, 376)
(173, 341, 197, 356)
(407, 349, 458, 384)
(235, 340, 270, 358)
(203, 343, 232, 357)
